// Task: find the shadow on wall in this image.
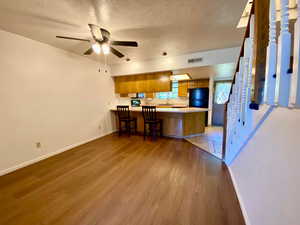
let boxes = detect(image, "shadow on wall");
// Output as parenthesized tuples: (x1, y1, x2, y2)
(225, 105, 275, 165)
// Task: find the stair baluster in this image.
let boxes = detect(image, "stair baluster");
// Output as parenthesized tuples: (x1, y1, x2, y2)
(264, 0, 277, 106)
(275, 0, 292, 107)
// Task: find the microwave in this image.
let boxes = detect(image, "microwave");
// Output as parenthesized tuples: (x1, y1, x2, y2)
(131, 99, 141, 107)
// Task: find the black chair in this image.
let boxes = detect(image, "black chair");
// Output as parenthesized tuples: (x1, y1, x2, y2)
(117, 106, 137, 136)
(142, 106, 163, 140)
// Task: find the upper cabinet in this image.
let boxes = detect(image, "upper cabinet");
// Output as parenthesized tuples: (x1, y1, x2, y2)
(178, 80, 189, 97)
(178, 79, 209, 97)
(114, 71, 172, 94)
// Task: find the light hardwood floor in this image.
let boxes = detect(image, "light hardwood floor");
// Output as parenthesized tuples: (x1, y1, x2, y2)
(0, 134, 244, 225)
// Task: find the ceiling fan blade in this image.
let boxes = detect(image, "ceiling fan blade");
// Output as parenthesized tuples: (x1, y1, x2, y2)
(111, 41, 138, 47)
(56, 36, 90, 42)
(84, 48, 93, 55)
(110, 47, 125, 58)
(100, 28, 110, 39)
(88, 24, 103, 41)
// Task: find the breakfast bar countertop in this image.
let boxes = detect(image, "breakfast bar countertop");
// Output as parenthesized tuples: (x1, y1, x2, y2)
(110, 107, 209, 114)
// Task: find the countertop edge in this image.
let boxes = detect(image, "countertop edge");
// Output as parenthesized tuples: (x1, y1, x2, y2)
(110, 107, 209, 114)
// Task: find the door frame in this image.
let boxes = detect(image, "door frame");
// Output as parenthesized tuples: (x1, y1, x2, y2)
(212, 80, 232, 126)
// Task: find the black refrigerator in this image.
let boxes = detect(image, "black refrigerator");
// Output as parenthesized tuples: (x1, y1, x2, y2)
(189, 88, 209, 126)
(189, 88, 209, 108)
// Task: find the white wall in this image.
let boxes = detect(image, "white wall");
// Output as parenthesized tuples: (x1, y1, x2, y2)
(208, 76, 214, 126)
(111, 47, 240, 76)
(229, 106, 300, 225)
(0, 29, 117, 175)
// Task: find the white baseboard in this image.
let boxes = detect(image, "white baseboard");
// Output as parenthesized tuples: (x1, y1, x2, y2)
(0, 130, 116, 177)
(228, 167, 251, 225)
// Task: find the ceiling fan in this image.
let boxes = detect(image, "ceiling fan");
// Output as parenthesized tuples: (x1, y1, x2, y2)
(56, 24, 138, 58)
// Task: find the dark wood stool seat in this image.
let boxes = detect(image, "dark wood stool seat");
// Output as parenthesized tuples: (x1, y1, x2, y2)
(142, 106, 163, 140)
(117, 105, 137, 136)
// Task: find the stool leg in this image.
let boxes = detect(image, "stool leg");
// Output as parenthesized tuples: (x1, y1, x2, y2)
(134, 119, 137, 135)
(119, 120, 122, 136)
(153, 124, 157, 141)
(160, 120, 163, 137)
(126, 121, 130, 137)
(143, 122, 146, 140)
(150, 124, 154, 141)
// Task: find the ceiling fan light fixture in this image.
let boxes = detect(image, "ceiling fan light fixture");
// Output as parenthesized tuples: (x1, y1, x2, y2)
(102, 43, 110, 55)
(92, 43, 101, 54)
(56, 24, 138, 58)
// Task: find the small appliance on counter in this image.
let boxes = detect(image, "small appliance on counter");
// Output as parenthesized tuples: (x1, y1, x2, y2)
(131, 99, 141, 107)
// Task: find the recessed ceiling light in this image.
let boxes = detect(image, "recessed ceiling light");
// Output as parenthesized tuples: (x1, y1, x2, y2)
(170, 74, 191, 81)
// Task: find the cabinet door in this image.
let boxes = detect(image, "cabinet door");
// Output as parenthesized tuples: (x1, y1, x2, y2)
(114, 71, 172, 94)
(136, 74, 147, 93)
(196, 79, 209, 88)
(115, 76, 129, 94)
(155, 72, 172, 92)
(187, 79, 209, 90)
(178, 81, 188, 97)
(188, 80, 196, 89)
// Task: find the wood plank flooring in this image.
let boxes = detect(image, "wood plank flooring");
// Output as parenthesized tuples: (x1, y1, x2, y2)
(0, 134, 245, 225)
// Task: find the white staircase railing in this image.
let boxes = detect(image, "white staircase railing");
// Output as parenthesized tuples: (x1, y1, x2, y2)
(225, 15, 255, 163)
(225, 0, 299, 164)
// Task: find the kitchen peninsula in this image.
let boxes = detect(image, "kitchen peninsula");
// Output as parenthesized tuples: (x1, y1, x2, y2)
(111, 107, 209, 138)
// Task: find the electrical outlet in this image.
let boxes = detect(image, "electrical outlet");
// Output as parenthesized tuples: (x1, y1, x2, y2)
(36, 142, 41, 148)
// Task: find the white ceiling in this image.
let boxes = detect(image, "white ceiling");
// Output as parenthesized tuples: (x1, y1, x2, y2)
(0, 0, 247, 64)
(174, 63, 236, 80)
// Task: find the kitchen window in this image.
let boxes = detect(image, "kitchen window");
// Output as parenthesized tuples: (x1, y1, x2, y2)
(156, 81, 179, 99)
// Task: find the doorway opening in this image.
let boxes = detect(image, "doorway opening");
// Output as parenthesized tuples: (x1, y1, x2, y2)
(186, 80, 232, 159)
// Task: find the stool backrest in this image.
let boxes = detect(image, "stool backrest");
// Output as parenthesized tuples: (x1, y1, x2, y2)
(117, 105, 130, 119)
(142, 106, 157, 121)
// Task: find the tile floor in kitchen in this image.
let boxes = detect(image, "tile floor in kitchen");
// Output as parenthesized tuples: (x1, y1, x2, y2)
(185, 126, 223, 159)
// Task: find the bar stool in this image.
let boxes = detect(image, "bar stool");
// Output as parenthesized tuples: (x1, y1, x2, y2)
(142, 106, 163, 140)
(117, 105, 137, 136)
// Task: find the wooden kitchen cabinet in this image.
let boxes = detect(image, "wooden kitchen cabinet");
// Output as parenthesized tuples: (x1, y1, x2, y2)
(191, 79, 209, 88)
(178, 79, 209, 97)
(114, 71, 172, 94)
(178, 81, 189, 97)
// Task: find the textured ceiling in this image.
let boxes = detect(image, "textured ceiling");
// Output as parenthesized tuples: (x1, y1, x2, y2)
(0, 0, 247, 64)
(174, 63, 236, 80)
